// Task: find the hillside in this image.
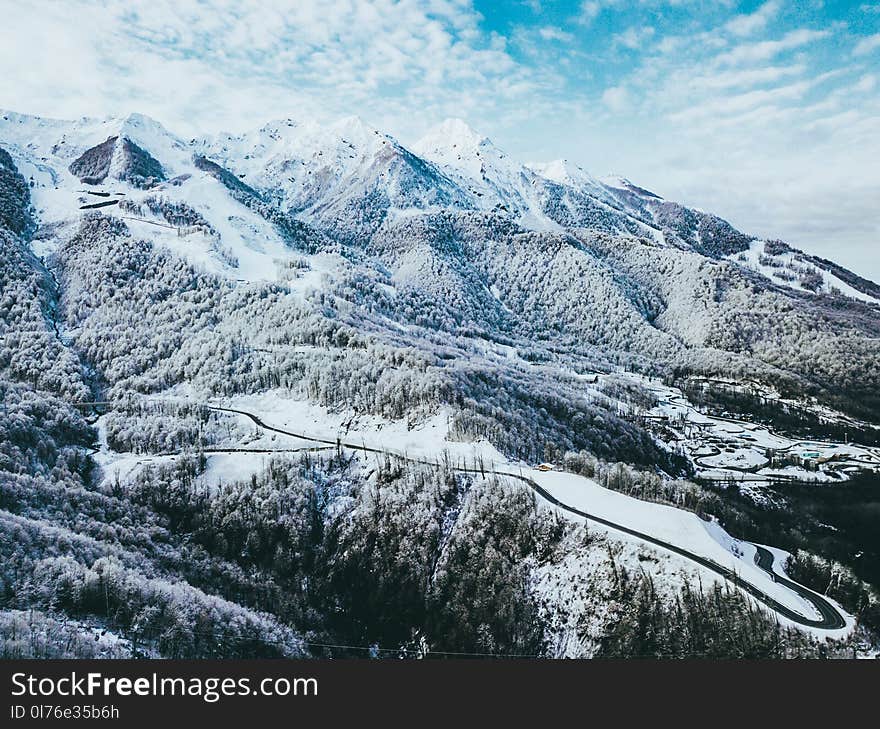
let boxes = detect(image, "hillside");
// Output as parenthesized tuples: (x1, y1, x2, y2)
(1, 109, 878, 658)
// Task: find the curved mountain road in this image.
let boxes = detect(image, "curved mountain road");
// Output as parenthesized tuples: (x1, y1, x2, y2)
(211, 405, 848, 631)
(752, 546, 846, 629)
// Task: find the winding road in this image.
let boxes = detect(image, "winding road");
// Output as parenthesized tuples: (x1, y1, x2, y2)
(210, 404, 848, 631)
(752, 546, 845, 629)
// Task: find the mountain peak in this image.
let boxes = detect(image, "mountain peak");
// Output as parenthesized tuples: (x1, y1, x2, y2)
(531, 158, 597, 187)
(437, 118, 488, 145)
(332, 114, 377, 134)
(413, 118, 491, 155)
(601, 174, 664, 200)
(411, 118, 507, 185)
(118, 111, 165, 130)
(330, 114, 398, 149)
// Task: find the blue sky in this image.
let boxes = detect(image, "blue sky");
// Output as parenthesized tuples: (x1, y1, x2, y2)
(2, 1, 879, 278)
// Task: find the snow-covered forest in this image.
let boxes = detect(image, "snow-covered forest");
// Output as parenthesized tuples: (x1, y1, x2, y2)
(1, 110, 878, 658)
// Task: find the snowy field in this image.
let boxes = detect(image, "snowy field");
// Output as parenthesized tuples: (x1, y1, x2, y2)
(732, 239, 880, 304)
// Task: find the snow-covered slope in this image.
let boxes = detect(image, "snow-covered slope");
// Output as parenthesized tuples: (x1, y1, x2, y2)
(533, 158, 619, 204)
(0, 110, 328, 282)
(412, 118, 563, 231)
(3, 107, 877, 413)
(733, 238, 880, 303)
(205, 390, 853, 637)
(412, 120, 749, 250)
(531, 159, 668, 242)
(5, 106, 873, 295)
(3, 108, 878, 655)
(199, 116, 472, 242)
(597, 173, 756, 256)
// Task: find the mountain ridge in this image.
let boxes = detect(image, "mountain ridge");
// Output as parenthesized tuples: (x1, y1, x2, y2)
(4, 106, 875, 278)
(2, 107, 878, 428)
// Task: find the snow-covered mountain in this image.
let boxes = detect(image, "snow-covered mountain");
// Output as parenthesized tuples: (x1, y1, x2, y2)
(4, 106, 879, 418)
(2, 108, 879, 659)
(4, 105, 879, 420)
(198, 116, 472, 242)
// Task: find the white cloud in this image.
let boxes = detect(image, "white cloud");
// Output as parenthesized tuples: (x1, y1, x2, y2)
(853, 73, 877, 93)
(666, 78, 814, 123)
(724, 0, 780, 37)
(853, 33, 880, 56)
(614, 26, 655, 50)
(716, 28, 830, 66)
(601, 85, 630, 111)
(683, 64, 807, 91)
(552, 16, 880, 282)
(577, 1, 604, 25)
(537, 26, 574, 43)
(0, 0, 580, 141)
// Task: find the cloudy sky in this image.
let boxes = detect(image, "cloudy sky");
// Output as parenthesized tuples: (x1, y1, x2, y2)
(2, 0, 878, 279)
